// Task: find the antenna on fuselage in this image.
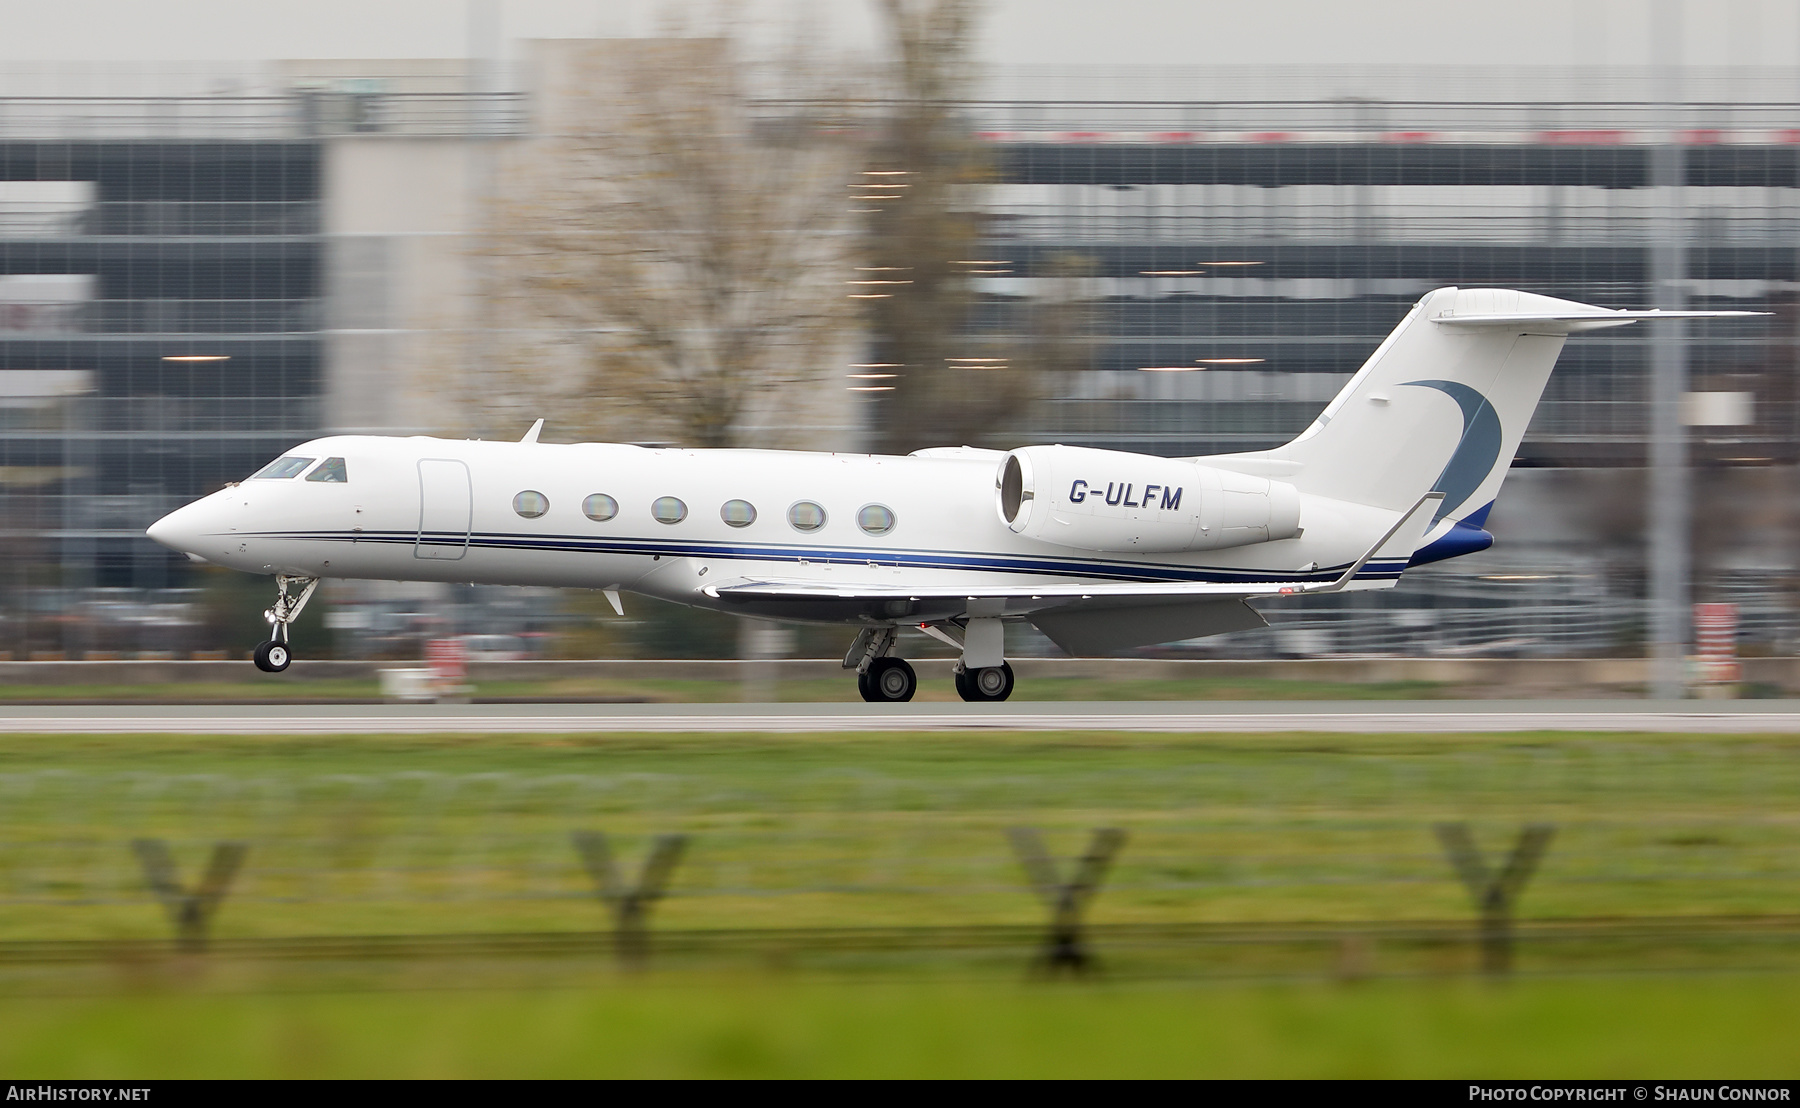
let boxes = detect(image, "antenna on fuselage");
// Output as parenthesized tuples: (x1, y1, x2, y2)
(521, 419, 545, 444)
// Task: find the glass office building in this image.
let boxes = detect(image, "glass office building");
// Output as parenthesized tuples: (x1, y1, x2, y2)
(954, 70, 1800, 657)
(0, 123, 322, 654)
(3, 61, 1796, 658)
(0, 69, 514, 657)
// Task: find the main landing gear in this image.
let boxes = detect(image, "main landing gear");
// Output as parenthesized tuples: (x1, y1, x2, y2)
(843, 622, 1016, 703)
(847, 627, 916, 702)
(253, 574, 318, 674)
(954, 660, 1015, 702)
(860, 657, 918, 702)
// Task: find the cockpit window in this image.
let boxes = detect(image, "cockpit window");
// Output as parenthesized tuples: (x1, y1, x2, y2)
(305, 457, 349, 483)
(252, 456, 314, 480)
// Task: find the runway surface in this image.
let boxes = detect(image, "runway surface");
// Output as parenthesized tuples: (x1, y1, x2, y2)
(5, 701, 1800, 733)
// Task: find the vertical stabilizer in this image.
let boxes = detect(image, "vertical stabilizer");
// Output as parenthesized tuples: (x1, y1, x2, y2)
(1241, 287, 1570, 522)
(1202, 288, 1758, 555)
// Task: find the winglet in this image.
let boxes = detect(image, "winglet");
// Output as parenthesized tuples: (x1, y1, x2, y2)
(602, 589, 623, 616)
(521, 419, 545, 444)
(1297, 491, 1443, 595)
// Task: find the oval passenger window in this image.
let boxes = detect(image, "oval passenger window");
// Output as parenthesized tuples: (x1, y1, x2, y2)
(583, 493, 618, 522)
(857, 503, 895, 535)
(788, 501, 827, 532)
(652, 496, 688, 524)
(513, 490, 549, 518)
(721, 499, 757, 527)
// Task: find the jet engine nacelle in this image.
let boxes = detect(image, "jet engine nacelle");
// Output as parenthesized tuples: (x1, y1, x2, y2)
(996, 444, 1302, 552)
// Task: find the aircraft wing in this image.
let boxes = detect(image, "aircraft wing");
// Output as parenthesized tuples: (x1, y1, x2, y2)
(702, 577, 1296, 654)
(699, 492, 1442, 655)
(709, 576, 1336, 604)
(706, 489, 1438, 604)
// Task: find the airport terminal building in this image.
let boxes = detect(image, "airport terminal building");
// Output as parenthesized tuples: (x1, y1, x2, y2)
(2, 58, 1796, 657)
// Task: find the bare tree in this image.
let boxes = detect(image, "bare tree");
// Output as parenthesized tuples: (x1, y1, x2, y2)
(468, 21, 857, 449)
(859, 0, 1052, 454)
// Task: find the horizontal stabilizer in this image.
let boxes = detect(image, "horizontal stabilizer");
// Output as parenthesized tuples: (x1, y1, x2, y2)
(1433, 307, 1765, 333)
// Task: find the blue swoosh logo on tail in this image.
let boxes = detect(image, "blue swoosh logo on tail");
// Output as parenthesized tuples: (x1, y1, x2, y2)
(1402, 378, 1503, 523)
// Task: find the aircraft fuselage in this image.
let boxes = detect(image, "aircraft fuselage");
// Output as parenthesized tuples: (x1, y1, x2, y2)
(152, 434, 1400, 626)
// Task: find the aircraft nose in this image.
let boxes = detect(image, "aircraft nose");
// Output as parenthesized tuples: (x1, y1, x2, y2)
(147, 501, 205, 554)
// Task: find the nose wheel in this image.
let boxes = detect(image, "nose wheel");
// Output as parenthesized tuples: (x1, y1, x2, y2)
(954, 661, 1014, 702)
(253, 574, 318, 674)
(253, 640, 291, 673)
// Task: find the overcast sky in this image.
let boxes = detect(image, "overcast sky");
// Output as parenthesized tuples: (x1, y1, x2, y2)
(2, 0, 1795, 69)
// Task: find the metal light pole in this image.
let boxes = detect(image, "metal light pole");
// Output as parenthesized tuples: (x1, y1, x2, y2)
(1647, 0, 1689, 699)
(464, 0, 500, 437)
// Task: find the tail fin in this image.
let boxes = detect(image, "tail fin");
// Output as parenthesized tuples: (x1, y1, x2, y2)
(1228, 287, 1756, 531)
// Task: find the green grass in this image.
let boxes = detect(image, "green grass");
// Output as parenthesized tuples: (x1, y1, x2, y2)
(1, 730, 1797, 941)
(1, 974, 1795, 1077)
(4, 730, 1799, 1078)
(0, 680, 388, 703)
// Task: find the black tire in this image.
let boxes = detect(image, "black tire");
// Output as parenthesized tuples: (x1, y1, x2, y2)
(856, 668, 876, 702)
(959, 661, 1014, 702)
(253, 640, 291, 673)
(864, 657, 916, 702)
(953, 666, 973, 701)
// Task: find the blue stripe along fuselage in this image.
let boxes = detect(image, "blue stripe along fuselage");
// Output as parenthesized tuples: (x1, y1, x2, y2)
(254, 529, 1410, 584)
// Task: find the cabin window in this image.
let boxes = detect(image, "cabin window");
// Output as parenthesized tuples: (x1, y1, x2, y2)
(513, 490, 549, 518)
(652, 496, 688, 524)
(583, 493, 618, 522)
(305, 457, 348, 483)
(252, 456, 314, 480)
(857, 503, 896, 535)
(787, 501, 827, 532)
(721, 499, 757, 527)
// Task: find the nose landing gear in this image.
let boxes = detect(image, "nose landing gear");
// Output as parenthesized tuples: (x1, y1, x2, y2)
(253, 574, 318, 674)
(253, 639, 291, 673)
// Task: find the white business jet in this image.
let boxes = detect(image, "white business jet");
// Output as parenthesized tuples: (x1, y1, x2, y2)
(147, 287, 1758, 701)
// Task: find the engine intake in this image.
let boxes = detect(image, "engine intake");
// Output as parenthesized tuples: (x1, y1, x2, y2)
(997, 445, 1302, 553)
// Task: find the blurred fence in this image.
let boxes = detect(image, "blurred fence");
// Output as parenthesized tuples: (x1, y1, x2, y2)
(2, 742, 1796, 977)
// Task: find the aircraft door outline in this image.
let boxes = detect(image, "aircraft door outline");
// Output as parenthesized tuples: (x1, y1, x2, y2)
(416, 458, 472, 560)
